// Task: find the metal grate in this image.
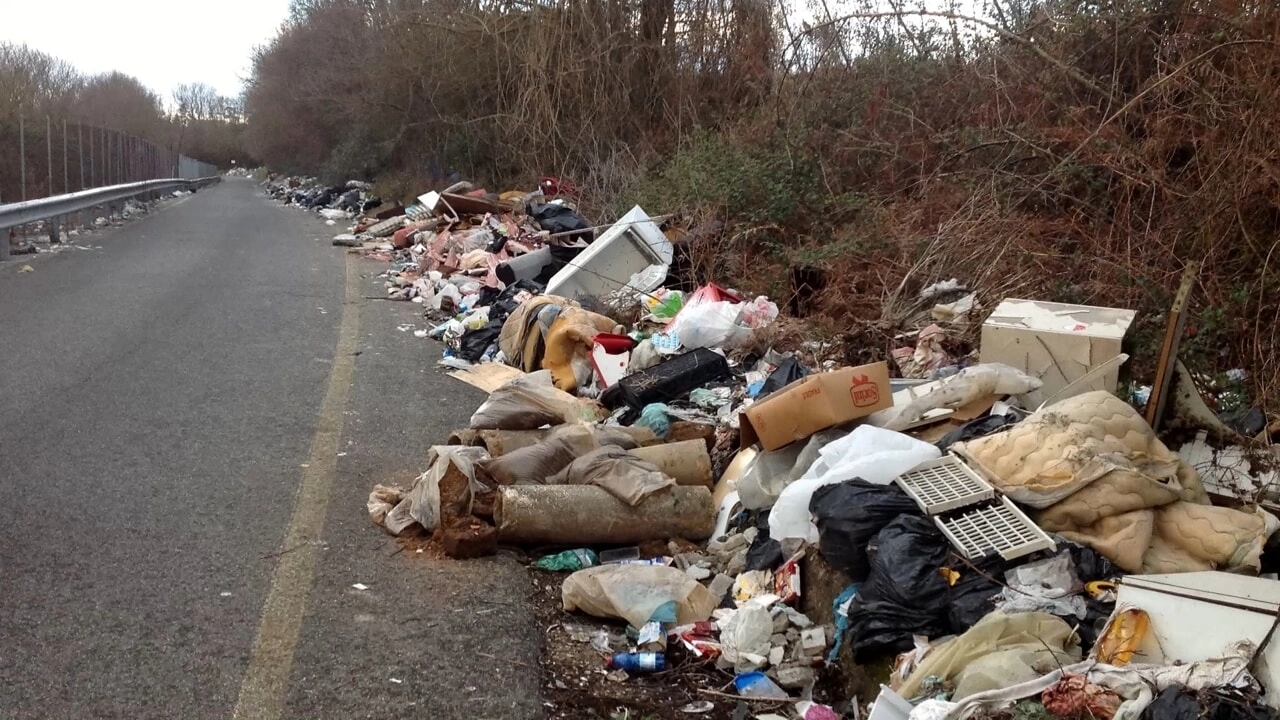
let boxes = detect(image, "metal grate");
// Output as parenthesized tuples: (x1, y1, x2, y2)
(935, 497, 1056, 561)
(896, 456, 995, 515)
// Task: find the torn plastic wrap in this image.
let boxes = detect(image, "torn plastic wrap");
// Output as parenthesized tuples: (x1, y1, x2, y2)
(481, 424, 641, 485)
(547, 445, 675, 506)
(406, 445, 491, 531)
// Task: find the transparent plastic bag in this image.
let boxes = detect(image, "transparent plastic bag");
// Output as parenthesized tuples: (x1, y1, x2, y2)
(561, 564, 718, 628)
(469, 370, 606, 430)
(738, 429, 844, 510)
(406, 445, 490, 531)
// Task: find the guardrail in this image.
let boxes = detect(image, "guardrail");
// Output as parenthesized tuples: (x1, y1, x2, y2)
(0, 176, 222, 260)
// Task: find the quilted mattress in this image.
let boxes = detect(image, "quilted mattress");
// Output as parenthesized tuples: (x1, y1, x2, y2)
(956, 391, 1276, 573)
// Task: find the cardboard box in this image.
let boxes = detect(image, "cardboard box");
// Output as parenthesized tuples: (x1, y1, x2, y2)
(979, 299, 1135, 406)
(740, 362, 892, 451)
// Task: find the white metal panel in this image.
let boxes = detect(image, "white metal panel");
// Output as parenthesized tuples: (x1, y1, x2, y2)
(1117, 571, 1280, 704)
(544, 205, 673, 299)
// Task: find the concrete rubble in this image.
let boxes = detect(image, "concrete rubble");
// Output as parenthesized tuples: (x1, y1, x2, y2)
(265, 172, 1280, 720)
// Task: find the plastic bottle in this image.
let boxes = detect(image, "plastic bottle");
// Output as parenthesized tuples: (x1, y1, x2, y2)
(606, 652, 666, 673)
(533, 549, 598, 572)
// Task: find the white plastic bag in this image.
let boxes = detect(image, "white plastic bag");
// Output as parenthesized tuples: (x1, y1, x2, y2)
(769, 426, 940, 543)
(670, 300, 752, 350)
(720, 603, 774, 672)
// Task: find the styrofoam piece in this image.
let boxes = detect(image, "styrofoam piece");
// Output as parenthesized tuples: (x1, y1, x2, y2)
(417, 191, 440, 212)
(544, 205, 673, 299)
(868, 685, 913, 720)
(896, 455, 995, 515)
(935, 497, 1055, 561)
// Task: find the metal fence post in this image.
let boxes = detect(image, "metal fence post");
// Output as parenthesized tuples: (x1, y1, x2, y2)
(79, 124, 85, 191)
(19, 112, 26, 201)
(46, 115, 53, 199)
(63, 119, 69, 195)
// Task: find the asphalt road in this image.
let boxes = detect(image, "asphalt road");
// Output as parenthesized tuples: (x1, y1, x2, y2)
(0, 178, 542, 720)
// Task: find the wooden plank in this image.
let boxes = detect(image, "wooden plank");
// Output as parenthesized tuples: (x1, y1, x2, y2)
(1145, 263, 1199, 430)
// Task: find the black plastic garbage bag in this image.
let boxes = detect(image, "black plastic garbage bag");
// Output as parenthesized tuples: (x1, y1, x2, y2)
(458, 318, 504, 362)
(744, 510, 783, 572)
(1062, 540, 1117, 583)
(758, 358, 811, 399)
(847, 514, 1015, 660)
(529, 203, 593, 244)
(847, 516, 952, 660)
(810, 479, 922, 581)
(936, 413, 1019, 452)
(1143, 687, 1279, 720)
(948, 553, 1008, 631)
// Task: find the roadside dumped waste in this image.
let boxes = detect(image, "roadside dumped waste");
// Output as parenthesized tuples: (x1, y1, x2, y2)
(265, 173, 1280, 719)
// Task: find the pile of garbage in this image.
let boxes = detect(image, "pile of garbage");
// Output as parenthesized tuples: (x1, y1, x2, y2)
(269, 173, 1280, 718)
(263, 174, 381, 217)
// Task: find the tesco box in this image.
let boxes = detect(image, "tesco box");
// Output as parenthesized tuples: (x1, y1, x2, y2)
(739, 362, 893, 451)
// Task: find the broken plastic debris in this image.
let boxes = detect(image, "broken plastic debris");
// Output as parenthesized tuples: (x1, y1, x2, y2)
(352, 583, 369, 591)
(680, 701, 715, 714)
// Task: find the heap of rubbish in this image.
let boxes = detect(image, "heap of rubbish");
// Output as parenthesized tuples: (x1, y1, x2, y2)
(268, 173, 1280, 720)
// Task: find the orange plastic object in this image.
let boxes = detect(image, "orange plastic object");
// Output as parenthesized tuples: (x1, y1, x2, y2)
(1094, 608, 1150, 666)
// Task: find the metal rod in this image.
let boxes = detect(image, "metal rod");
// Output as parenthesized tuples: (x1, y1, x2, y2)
(79, 124, 85, 191)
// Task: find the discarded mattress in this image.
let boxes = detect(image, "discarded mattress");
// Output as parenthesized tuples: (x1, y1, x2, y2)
(956, 391, 1279, 573)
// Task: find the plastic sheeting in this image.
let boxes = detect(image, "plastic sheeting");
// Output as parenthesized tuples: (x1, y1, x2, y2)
(898, 611, 1082, 700)
(469, 369, 605, 430)
(769, 425, 940, 543)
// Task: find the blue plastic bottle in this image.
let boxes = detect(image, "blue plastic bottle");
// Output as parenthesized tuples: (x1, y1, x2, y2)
(606, 652, 666, 673)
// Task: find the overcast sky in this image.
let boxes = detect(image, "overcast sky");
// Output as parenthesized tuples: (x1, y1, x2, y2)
(1, 0, 291, 101)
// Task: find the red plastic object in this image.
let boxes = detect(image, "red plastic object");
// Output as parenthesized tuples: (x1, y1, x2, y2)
(593, 333, 636, 354)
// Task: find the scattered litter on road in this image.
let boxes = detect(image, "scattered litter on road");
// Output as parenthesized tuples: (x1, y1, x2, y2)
(352, 583, 369, 591)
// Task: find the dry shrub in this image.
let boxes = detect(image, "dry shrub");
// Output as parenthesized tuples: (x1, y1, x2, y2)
(245, 0, 1280, 411)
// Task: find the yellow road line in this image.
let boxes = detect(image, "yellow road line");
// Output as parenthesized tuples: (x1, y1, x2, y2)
(232, 254, 360, 720)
